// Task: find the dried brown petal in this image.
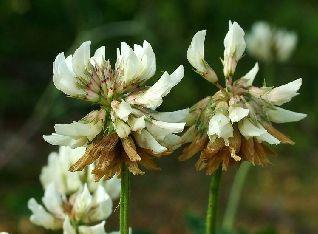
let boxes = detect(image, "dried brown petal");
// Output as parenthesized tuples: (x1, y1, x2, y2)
(202, 138, 224, 159)
(240, 137, 256, 164)
(138, 150, 161, 171)
(92, 149, 118, 181)
(206, 156, 223, 175)
(254, 141, 270, 165)
(205, 148, 229, 175)
(229, 128, 241, 153)
(221, 150, 231, 171)
(69, 133, 119, 172)
(263, 123, 294, 145)
(179, 135, 208, 161)
(195, 152, 208, 171)
(121, 136, 141, 161)
(126, 161, 145, 175)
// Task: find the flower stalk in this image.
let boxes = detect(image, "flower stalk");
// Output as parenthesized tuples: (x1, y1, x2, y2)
(120, 163, 130, 234)
(222, 162, 251, 231)
(206, 166, 222, 234)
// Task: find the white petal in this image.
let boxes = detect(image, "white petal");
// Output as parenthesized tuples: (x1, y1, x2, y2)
(86, 185, 112, 223)
(238, 119, 266, 137)
(208, 113, 233, 141)
(63, 216, 76, 234)
(91, 46, 105, 67)
(73, 185, 93, 220)
(53, 53, 84, 96)
(78, 221, 106, 234)
(113, 119, 131, 138)
(224, 21, 246, 60)
(118, 42, 140, 84)
(54, 120, 103, 141)
(112, 100, 133, 121)
(134, 129, 167, 154)
(72, 41, 91, 77)
(159, 133, 182, 150)
(265, 78, 302, 105)
(256, 132, 280, 145)
(28, 198, 62, 230)
(127, 116, 146, 131)
(223, 21, 246, 77)
(146, 120, 185, 141)
(103, 175, 121, 200)
(239, 63, 259, 86)
(187, 30, 206, 73)
(134, 40, 156, 81)
(40, 147, 85, 194)
(150, 108, 189, 122)
(42, 183, 64, 218)
(43, 134, 87, 148)
(229, 106, 249, 122)
(267, 107, 306, 123)
(130, 65, 184, 109)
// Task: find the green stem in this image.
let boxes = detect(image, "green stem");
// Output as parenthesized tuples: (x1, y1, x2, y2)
(264, 61, 275, 86)
(222, 162, 251, 231)
(206, 166, 222, 234)
(120, 163, 130, 234)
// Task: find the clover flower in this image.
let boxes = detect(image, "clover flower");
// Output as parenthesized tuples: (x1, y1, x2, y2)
(43, 41, 187, 179)
(181, 21, 306, 175)
(28, 146, 121, 233)
(246, 21, 297, 62)
(40, 146, 121, 198)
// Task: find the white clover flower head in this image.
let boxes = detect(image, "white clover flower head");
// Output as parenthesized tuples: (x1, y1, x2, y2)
(44, 40, 187, 179)
(29, 146, 122, 233)
(28, 183, 115, 233)
(246, 21, 297, 62)
(182, 21, 306, 175)
(274, 29, 297, 62)
(40, 146, 86, 194)
(40, 146, 121, 198)
(246, 22, 273, 62)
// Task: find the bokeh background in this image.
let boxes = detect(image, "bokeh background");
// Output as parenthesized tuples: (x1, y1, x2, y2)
(0, 0, 317, 233)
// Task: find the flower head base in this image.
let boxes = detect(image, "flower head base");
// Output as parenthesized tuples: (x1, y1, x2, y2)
(44, 40, 187, 179)
(246, 21, 297, 62)
(183, 21, 306, 175)
(28, 146, 121, 233)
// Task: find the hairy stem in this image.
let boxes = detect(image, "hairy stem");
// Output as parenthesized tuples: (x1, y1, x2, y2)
(222, 162, 251, 231)
(206, 166, 222, 234)
(120, 163, 130, 234)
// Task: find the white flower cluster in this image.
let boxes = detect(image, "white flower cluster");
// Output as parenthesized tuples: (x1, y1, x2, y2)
(28, 146, 121, 233)
(182, 21, 306, 172)
(246, 21, 297, 62)
(43, 40, 187, 156)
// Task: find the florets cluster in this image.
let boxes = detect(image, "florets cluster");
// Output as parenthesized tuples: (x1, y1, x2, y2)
(43, 41, 187, 179)
(246, 21, 297, 62)
(28, 146, 121, 233)
(181, 21, 306, 174)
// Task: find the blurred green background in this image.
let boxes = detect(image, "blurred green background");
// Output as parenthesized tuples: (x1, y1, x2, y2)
(0, 0, 317, 233)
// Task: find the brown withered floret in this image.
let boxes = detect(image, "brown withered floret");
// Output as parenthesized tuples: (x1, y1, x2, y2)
(69, 133, 162, 181)
(179, 124, 291, 175)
